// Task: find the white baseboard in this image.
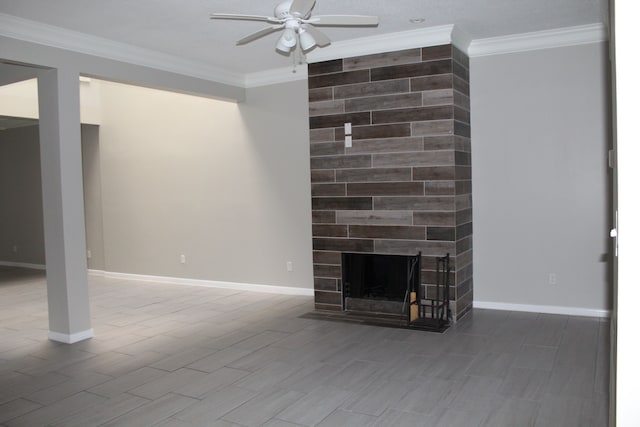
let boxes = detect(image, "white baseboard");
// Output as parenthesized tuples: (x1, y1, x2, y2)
(88, 269, 105, 276)
(90, 269, 314, 297)
(1, 264, 609, 316)
(48, 328, 94, 344)
(0, 261, 46, 270)
(473, 300, 610, 318)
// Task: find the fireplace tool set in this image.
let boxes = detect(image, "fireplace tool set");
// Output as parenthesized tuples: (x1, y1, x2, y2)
(405, 253, 451, 332)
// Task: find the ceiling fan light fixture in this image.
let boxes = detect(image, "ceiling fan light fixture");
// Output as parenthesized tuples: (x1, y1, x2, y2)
(276, 39, 293, 53)
(299, 30, 317, 51)
(276, 27, 297, 52)
(210, 1, 378, 57)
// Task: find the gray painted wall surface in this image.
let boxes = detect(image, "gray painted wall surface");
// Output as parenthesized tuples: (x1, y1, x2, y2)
(0, 124, 103, 268)
(97, 79, 313, 289)
(1, 79, 314, 290)
(81, 125, 105, 271)
(0, 125, 45, 265)
(471, 42, 610, 311)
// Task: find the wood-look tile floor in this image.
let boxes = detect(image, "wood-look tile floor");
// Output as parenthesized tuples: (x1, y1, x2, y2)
(0, 267, 609, 426)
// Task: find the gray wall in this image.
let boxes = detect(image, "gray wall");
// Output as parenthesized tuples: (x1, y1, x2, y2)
(1, 78, 314, 290)
(96, 79, 314, 289)
(0, 124, 102, 268)
(0, 125, 45, 265)
(471, 41, 610, 311)
(81, 125, 105, 270)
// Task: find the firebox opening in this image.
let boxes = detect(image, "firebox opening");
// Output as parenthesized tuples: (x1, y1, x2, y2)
(342, 252, 421, 316)
(342, 253, 413, 302)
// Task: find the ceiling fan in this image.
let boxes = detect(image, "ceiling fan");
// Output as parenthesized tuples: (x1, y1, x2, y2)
(210, 0, 379, 54)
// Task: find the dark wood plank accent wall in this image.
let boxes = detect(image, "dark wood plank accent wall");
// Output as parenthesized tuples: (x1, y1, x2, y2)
(308, 45, 472, 321)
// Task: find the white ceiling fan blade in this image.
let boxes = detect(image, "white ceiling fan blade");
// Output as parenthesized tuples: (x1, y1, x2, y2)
(236, 25, 285, 45)
(209, 13, 281, 24)
(289, 0, 316, 18)
(304, 25, 331, 47)
(309, 15, 379, 26)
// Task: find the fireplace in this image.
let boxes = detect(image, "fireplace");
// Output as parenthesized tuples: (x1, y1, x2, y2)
(308, 43, 473, 322)
(335, 251, 452, 332)
(342, 252, 421, 315)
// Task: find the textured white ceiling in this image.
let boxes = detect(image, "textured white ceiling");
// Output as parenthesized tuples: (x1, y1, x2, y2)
(0, 0, 607, 74)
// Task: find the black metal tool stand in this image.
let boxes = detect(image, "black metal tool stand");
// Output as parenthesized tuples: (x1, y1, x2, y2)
(407, 253, 451, 333)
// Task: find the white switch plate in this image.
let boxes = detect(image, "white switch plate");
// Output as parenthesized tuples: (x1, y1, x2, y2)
(286, 261, 294, 272)
(344, 122, 352, 134)
(180, 254, 186, 264)
(345, 135, 352, 148)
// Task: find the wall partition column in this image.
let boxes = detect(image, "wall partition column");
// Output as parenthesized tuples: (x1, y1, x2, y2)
(37, 67, 93, 344)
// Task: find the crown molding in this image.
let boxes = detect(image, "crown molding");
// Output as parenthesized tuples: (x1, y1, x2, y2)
(468, 23, 608, 57)
(1, 12, 609, 90)
(306, 24, 455, 63)
(451, 26, 472, 52)
(244, 65, 308, 88)
(0, 13, 244, 87)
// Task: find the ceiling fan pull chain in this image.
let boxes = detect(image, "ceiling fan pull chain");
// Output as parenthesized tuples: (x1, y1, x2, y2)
(298, 47, 307, 65)
(292, 48, 297, 73)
